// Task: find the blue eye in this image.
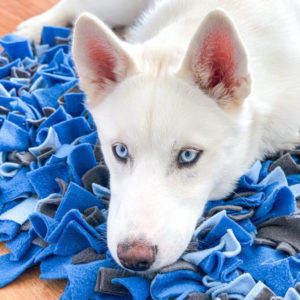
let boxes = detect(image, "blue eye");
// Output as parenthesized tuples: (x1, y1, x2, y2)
(178, 149, 202, 167)
(113, 144, 128, 161)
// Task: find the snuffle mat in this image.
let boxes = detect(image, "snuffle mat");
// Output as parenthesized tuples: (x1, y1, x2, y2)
(0, 26, 299, 300)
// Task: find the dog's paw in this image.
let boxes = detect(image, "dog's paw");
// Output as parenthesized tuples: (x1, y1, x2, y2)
(15, 15, 47, 43)
(15, 27, 43, 44)
(15, 10, 66, 44)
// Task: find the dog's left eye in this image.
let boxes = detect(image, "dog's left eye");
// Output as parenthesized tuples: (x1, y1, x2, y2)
(113, 144, 128, 162)
(178, 149, 202, 167)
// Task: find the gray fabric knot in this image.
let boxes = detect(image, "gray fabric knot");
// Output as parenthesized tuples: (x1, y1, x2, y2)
(95, 267, 133, 296)
(32, 237, 50, 248)
(27, 117, 47, 127)
(160, 260, 198, 274)
(269, 153, 300, 175)
(83, 206, 106, 227)
(7, 150, 36, 167)
(256, 215, 300, 255)
(55, 36, 72, 45)
(20, 219, 32, 232)
(94, 140, 105, 163)
(55, 178, 69, 196)
(37, 147, 55, 164)
(205, 205, 243, 218)
(11, 66, 31, 78)
(42, 107, 56, 117)
(71, 247, 106, 265)
(39, 197, 62, 218)
(186, 293, 210, 300)
(82, 164, 110, 193)
(252, 285, 276, 300)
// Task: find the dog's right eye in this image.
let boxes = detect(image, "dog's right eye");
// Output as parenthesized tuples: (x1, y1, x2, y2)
(112, 144, 129, 162)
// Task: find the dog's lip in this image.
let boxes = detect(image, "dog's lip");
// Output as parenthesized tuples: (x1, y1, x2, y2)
(120, 264, 160, 278)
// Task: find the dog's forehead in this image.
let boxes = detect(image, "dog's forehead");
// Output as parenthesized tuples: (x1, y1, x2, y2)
(94, 75, 234, 147)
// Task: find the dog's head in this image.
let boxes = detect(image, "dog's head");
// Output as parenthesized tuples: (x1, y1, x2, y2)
(73, 10, 252, 272)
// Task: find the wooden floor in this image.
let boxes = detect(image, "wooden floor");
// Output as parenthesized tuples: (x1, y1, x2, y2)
(0, 243, 66, 300)
(0, 0, 58, 37)
(0, 1, 68, 299)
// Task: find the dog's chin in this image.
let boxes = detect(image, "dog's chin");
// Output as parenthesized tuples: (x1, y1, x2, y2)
(115, 257, 180, 279)
(120, 266, 158, 278)
(110, 254, 163, 277)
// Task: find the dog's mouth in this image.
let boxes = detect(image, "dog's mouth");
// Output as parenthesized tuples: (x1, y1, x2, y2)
(114, 235, 200, 277)
(111, 228, 201, 275)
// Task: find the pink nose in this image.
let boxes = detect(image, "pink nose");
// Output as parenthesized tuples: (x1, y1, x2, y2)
(117, 240, 157, 271)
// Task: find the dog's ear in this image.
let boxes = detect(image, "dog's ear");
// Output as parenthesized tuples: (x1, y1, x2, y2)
(73, 13, 137, 106)
(177, 9, 251, 108)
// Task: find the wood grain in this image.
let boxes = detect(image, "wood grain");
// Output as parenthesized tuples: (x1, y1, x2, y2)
(0, 0, 59, 37)
(0, 1, 68, 298)
(0, 243, 66, 299)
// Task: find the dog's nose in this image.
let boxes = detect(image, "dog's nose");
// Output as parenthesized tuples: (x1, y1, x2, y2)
(117, 240, 157, 271)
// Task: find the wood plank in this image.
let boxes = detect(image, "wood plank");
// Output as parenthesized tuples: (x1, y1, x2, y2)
(0, 0, 59, 37)
(0, 243, 66, 299)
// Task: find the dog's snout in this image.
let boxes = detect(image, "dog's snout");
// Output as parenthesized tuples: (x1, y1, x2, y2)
(117, 240, 157, 271)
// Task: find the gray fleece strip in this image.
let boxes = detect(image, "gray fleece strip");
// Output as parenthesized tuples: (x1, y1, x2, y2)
(82, 165, 110, 193)
(95, 267, 132, 296)
(186, 293, 210, 300)
(55, 36, 72, 45)
(254, 237, 277, 248)
(232, 191, 256, 198)
(20, 219, 32, 232)
(58, 85, 81, 105)
(32, 237, 50, 248)
(83, 206, 106, 227)
(55, 178, 69, 196)
(11, 66, 31, 78)
(276, 241, 297, 257)
(253, 285, 276, 300)
(218, 294, 229, 300)
(7, 150, 36, 166)
(26, 63, 40, 75)
(230, 209, 255, 222)
(94, 140, 104, 163)
(39, 197, 62, 218)
(72, 247, 106, 265)
(27, 117, 47, 127)
(256, 215, 300, 255)
(183, 238, 200, 254)
(205, 205, 254, 222)
(205, 205, 243, 217)
(159, 260, 198, 274)
(37, 147, 55, 164)
(269, 153, 300, 175)
(42, 107, 55, 117)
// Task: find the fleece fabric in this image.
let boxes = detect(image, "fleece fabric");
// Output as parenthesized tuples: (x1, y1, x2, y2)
(0, 26, 299, 300)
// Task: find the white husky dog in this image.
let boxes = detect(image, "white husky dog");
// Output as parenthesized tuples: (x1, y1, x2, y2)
(16, 0, 300, 272)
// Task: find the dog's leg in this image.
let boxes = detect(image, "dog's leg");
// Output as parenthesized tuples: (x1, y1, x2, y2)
(15, 0, 154, 43)
(16, 0, 75, 43)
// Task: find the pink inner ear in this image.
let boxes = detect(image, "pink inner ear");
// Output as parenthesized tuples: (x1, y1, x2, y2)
(197, 27, 236, 91)
(86, 34, 117, 86)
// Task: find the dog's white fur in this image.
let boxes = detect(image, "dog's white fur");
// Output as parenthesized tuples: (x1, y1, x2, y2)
(17, 0, 300, 271)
